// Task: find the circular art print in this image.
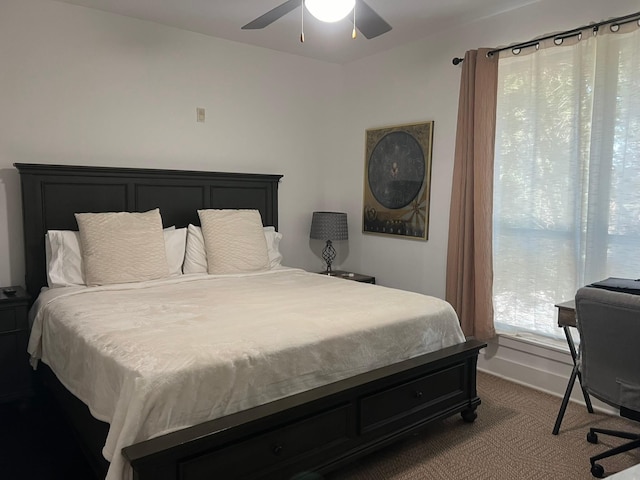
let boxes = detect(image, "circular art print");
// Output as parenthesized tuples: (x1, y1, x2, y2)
(363, 121, 433, 240)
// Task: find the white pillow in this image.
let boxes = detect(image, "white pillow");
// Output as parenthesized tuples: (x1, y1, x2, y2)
(183, 224, 282, 274)
(183, 224, 208, 274)
(197, 209, 269, 274)
(75, 209, 169, 286)
(263, 226, 283, 268)
(164, 228, 187, 277)
(45, 227, 187, 287)
(45, 230, 85, 287)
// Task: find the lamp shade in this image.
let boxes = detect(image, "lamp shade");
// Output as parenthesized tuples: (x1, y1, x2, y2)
(310, 212, 348, 241)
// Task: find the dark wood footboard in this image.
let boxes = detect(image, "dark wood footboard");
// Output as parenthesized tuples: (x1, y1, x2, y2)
(123, 339, 485, 480)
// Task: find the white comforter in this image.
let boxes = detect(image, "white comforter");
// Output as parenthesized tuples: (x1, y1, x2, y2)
(28, 268, 465, 480)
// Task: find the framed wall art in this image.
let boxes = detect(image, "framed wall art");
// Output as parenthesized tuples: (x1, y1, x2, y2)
(363, 121, 434, 240)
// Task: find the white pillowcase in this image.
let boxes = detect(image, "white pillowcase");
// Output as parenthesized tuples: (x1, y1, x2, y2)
(45, 227, 187, 288)
(45, 230, 85, 287)
(182, 224, 283, 274)
(198, 209, 269, 275)
(163, 228, 187, 277)
(182, 224, 208, 274)
(263, 226, 283, 268)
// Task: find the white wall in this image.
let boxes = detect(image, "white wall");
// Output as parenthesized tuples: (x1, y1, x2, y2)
(0, 0, 343, 287)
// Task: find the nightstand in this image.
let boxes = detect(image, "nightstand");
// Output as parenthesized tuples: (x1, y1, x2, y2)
(321, 270, 376, 284)
(0, 286, 32, 403)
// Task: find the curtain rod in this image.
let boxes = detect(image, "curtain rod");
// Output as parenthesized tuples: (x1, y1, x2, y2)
(452, 10, 640, 65)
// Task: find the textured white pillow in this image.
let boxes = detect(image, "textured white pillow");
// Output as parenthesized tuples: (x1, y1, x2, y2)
(183, 224, 283, 274)
(197, 209, 269, 274)
(45, 227, 187, 287)
(75, 209, 169, 286)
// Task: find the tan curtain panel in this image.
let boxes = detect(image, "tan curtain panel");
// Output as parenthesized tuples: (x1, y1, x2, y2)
(446, 48, 498, 340)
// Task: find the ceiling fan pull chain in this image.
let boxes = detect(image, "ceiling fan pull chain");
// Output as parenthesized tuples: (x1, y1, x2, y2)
(352, 2, 357, 39)
(300, 0, 305, 43)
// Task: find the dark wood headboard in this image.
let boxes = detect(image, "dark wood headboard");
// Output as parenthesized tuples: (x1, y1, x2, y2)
(15, 163, 283, 299)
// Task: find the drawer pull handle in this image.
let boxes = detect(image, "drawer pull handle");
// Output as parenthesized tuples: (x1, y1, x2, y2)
(272, 444, 284, 455)
(414, 390, 423, 399)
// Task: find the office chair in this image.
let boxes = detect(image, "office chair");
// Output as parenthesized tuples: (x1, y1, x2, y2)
(575, 286, 640, 478)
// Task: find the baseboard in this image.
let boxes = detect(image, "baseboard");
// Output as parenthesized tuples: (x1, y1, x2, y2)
(477, 334, 616, 415)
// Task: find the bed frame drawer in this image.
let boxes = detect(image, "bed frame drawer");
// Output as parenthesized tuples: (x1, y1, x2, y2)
(178, 404, 351, 480)
(359, 363, 467, 434)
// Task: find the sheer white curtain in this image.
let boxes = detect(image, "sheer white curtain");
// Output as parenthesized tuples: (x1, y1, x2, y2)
(493, 22, 640, 339)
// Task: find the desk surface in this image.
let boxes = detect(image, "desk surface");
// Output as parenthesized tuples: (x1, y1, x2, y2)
(555, 300, 576, 328)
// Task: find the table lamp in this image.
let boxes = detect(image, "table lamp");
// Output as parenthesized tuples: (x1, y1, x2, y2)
(310, 211, 348, 274)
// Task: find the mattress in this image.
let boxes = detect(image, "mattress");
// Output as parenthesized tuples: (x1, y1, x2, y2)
(28, 267, 465, 480)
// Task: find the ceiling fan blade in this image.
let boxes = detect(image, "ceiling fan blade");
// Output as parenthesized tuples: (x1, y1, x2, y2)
(356, 0, 392, 39)
(242, 0, 300, 30)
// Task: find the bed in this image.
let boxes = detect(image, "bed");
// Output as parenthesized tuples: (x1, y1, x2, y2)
(16, 163, 486, 480)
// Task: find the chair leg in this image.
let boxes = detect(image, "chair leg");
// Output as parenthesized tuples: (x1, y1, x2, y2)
(590, 427, 640, 441)
(590, 438, 640, 464)
(587, 428, 640, 478)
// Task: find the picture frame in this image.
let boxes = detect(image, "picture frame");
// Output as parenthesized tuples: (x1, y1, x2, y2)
(363, 121, 433, 240)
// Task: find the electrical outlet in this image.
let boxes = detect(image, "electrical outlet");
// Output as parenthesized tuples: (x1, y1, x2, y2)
(196, 107, 205, 123)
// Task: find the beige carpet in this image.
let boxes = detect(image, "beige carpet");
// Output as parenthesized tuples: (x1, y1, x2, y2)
(327, 372, 640, 479)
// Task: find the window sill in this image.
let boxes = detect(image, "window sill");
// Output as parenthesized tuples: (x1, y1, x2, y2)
(495, 330, 570, 355)
(482, 329, 573, 369)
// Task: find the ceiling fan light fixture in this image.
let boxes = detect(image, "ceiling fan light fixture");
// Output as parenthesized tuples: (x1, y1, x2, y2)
(305, 0, 356, 23)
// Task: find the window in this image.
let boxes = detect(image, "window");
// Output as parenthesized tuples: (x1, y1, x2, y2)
(493, 25, 640, 339)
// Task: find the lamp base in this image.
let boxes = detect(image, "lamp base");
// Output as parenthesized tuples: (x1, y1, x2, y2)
(322, 240, 336, 274)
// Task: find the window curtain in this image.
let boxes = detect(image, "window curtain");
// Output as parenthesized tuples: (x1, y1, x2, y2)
(493, 22, 640, 339)
(446, 48, 498, 341)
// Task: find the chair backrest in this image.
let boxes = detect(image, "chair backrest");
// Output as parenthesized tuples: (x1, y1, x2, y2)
(575, 286, 640, 412)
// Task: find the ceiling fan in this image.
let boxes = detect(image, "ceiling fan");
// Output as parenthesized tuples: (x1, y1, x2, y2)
(242, 0, 392, 40)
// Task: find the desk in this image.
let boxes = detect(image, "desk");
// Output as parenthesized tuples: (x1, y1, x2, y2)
(552, 300, 594, 435)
